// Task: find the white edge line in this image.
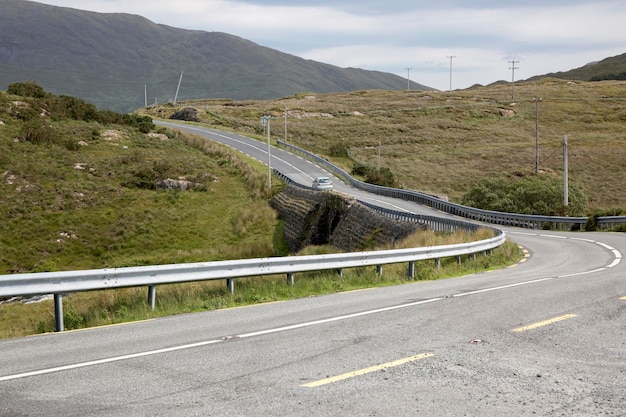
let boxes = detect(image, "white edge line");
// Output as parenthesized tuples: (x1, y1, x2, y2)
(237, 298, 444, 338)
(0, 339, 222, 382)
(452, 277, 554, 297)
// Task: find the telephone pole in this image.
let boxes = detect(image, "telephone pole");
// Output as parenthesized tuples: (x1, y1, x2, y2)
(533, 97, 542, 173)
(173, 70, 183, 105)
(509, 60, 519, 100)
(405, 67, 412, 90)
(447, 56, 456, 92)
(563, 135, 569, 207)
(260, 115, 272, 188)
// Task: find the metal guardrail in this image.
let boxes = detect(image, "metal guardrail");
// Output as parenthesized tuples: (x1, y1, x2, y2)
(277, 140, 625, 231)
(0, 230, 505, 332)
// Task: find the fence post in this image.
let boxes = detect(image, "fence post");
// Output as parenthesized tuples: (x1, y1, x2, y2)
(148, 285, 156, 310)
(54, 293, 64, 332)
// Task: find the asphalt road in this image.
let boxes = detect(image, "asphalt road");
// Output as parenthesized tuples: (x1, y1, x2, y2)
(0, 122, 624, 416)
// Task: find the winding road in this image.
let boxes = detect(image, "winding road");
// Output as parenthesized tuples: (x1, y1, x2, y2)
(0, 122, 624, 416)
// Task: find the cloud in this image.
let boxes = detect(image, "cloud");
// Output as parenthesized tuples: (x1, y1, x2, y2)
(37, 1, 626, 90)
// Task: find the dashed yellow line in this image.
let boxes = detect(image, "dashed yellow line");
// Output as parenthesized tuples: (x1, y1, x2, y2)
(301, 353, 434, 388)
(507, 246, 529, 268)
(511, 314, 578, 333)
(619, 296, 626, 300)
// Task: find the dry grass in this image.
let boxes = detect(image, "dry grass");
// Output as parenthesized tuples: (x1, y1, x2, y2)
(141, 79, 626, 211)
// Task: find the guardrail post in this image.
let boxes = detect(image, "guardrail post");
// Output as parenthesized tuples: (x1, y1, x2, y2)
(456, 256, 461, 264)
(408, 261, 415, 280)
(434, 258, 441, 270)
(337, 269, 343, 278)
(376, 265, 383, 276)
(226, 279, 234, 294)
(287, 273, 294, 285)
(148, 286, 156, 310)
(54, 293, 64, 332)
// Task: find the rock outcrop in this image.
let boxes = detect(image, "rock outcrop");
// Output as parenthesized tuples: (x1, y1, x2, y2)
(170, 107, 200, 122)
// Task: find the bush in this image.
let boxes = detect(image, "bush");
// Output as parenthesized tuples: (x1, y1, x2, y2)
(351, 162, 398, 188)
(19, 118, 61, 145)
(47, 95, 99, 121)
(329, 143, 349, 158)
(462, 173, 587, 216)
(585, 208, 624, 231)
(7, 81, 46, 98)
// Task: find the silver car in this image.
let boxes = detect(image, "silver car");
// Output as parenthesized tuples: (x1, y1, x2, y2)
(312, 176, 333, 190)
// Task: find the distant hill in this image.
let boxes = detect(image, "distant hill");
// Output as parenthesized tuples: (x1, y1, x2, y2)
(0, 0, 431, 112)
(528, 53, 626, 82)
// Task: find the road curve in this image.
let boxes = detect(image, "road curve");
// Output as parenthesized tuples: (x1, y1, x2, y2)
(0, 122, 624, 416)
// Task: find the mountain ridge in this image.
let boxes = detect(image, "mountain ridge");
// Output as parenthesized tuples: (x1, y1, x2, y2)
(0, 0, 431, 112)
(1, 1, 624, 112)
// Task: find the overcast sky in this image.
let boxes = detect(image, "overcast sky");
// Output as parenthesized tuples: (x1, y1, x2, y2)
(38, 0, 625, 90)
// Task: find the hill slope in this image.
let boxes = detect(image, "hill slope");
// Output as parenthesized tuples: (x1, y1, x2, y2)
(141, 79, 626, 212)
(0, 82, 281, 274)
(0, 0, 430, 112)
(528, 53, 626, 81)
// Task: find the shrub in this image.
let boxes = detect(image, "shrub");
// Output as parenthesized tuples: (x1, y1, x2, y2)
(462, 173, 587, 216)
(47, 95, 99, 121)
(351, 162, 398, 188)
(7, 81, 46, 98)
(329, 143, 349, 158)
(19, 118, 61, 145)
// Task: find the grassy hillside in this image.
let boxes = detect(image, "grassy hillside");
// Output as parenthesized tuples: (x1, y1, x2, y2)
(0, 84, 283, 274)
(141, 79, 626, 212)
(528, 53, 626, 82)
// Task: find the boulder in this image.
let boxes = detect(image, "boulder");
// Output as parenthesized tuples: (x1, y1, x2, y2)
(157, 178, 204, 191)
(499, 108, 516, 117)
(170, 107, 200, 122)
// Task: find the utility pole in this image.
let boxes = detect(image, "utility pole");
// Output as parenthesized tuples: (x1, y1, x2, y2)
(533, 97, 542, 173)
(173, 70, 183, 105)
(284, 106, 287, 142)
(563, 135, 569, 207)
(447, 56, 456, 92)
(260, 115, 272, 189)
(509, 60, 519, 100)
(405, 67, 412, 90)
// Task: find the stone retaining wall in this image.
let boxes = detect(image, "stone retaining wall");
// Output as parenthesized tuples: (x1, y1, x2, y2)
(269, 185, 425, 253)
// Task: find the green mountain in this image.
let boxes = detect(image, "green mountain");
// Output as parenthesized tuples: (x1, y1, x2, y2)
(0, 0, 431, 113)
(527, 53, 626, 82)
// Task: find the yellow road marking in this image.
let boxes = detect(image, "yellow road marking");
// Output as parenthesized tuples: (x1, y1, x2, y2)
(508, 246, 529, 268)
(511, 314, 578, 333)
(620, 296, 626, 300)
(301, 353, 434, 388)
